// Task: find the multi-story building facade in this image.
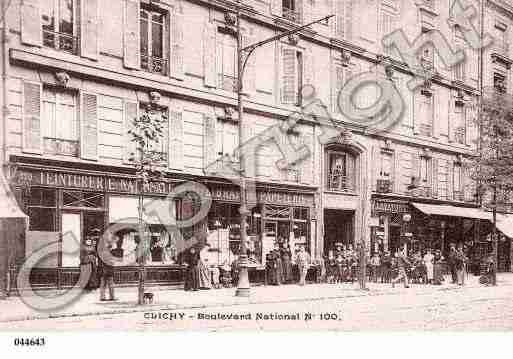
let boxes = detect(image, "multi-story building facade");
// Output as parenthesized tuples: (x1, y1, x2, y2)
(0, 0, 510, 289)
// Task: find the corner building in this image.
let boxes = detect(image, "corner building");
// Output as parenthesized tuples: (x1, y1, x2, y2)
(1, 0, 511, 289)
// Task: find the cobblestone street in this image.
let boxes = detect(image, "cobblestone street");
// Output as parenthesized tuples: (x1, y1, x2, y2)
(2, 274, 513, 331)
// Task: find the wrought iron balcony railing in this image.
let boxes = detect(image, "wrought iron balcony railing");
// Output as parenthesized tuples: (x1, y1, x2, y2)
(43, 30, 78, 55)
(141, 55, 168, 75)
(219, 74, 238, 92)
(419, 123, 433, 137)
(376, 179, 393, 193)
(328, 174, 355, 192)
(454, 127, 466, 144)
(282, 7, 301, 23)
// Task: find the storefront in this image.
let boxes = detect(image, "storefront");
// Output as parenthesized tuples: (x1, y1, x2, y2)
(370, 198, 411, 255)
(8, 163, 317, 289)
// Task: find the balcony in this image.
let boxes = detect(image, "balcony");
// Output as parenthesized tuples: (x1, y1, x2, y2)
(219, 74, 238, 92)
(419, 123, 433, 137)
(141, 55, 168, 75)
(43, 138, 79, 157)
(328, 174, 355, 192)
(454, 127, 466, 144)
(282, 7, 301, 24)
(453, 190, 464, 202)
(43, 30, 78, 55)
(408, 185, 432, 198)
(376, 179, 393, 194)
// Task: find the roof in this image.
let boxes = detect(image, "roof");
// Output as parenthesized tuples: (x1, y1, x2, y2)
(412, 203, 492, 221)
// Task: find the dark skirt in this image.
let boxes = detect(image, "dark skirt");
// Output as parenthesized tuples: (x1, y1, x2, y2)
(185, 265, 200, 291)
(433, 263, 444, 285)
(282, 256, 293, 282)
(81, 262, 99, 290)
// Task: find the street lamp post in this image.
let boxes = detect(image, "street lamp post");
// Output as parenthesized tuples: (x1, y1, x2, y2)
(233, 3, 333, 297)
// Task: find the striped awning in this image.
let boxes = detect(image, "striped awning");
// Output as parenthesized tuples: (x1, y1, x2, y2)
(412, 203, 492, 221)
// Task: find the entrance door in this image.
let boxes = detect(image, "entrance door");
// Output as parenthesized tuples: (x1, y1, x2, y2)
(61, 212, 81, 267)
(389, 225, 401, 254)
(323, 209, 354, 254)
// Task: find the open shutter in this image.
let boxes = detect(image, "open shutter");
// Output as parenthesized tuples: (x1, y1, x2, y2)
(465, 105, 474, 146)
(271, 0, 282, 17)
(432, 90, 440, 139)
(412, 154, 420, 180)
(123, 0, 140, 69)
(22, 81, 42, 154)
(370, 146, 379, 191)
(448, 97, 455, 142)
(300, 132, 313, 184)
(169, 8, 185, 80)
(448, 160, 454, 200)
(281, 47, 297, 104)
(123, 101, 138, 164)
(203, 22, 217, 88)
(432, 158, 439, 198)
(169, 108, 184, 171)
(413, 92, 420, 135)
(81, 0, 99, 60)
(345, 0, 353, 41)
(203, 115, 217, 172)
(303, 45, 315, 87)
(242, 28, 256, 94)
(81, 93, 99, 161)
(21, 0, 42, 47)
(301, 0, 312, 24)
(335, 0, 345, 39)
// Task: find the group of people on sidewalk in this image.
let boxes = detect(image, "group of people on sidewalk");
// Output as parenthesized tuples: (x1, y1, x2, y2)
(265, 243, 311, 286)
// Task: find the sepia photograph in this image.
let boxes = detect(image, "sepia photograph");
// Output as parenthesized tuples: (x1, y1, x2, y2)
(1, 0, 513, 351)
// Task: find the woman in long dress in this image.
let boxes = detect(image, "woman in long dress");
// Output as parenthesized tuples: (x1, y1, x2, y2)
(423, 249, 435, 284)
(281, 243, 293, 283)
(433, 250, 444, 285)
(198, 244, 212, 289)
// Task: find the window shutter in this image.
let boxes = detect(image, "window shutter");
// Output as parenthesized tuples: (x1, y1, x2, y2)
(335, 0, 345, 39)
(345, 0, 353, 41)
(170, 8, 185, 80)
(347, 154, 356, 190)
(465, 105, 474, 146)
(303, 46, 315, 87)
(203, 22, 217, 88)
(370, 146, 379, 191)
(81, 0, 99, 60)
(123, 101, 138, 164)
(123, 0, 140, 69)
(203, 115, 217, 173)
(413, 92, 420, 135)
(21, 0, 42, 47)
(300, 133, 313, 184)
(412, 154, 420, 179)
(448, 161, 454, 200)
(271, 0, 282, 17)
(432, 158, 439, 198)
(22, 81, 42, 154)
(169, 108, 184, 171)
(281, 47, 297, 104)
(242, 29, 256, 94)
(81, 93, 99, 161)
(432, 90, 440, 139)
(302, 0, 312, 24)
(448, 97, 455, 142)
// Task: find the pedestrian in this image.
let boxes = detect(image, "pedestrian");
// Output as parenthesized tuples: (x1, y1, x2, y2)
(370, 252, 381, 283)
(81, 237, 99, 291)
(448, 243, 458, 284)
(281, 242, 293, 284)
(455, 244, 468, 286)
(98, 243, 116, 301)
(433, 249, 444, 285)
(265, 249, 280, 285)
(273, 244, 284, 285)
(183, 247, 200, 291)
(198, 244, 212, 289)
(381, 251, 392, 283)
(391, 249, 411, 288)
(423, 248, 434, 284)
(296, 245, 310, 286)
(326, 250, 336, 283)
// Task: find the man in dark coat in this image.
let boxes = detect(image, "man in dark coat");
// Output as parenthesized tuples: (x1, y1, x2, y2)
(98, 243, 116, 301)
(183, 247, 200, 291)
(448, 243, 458, 284)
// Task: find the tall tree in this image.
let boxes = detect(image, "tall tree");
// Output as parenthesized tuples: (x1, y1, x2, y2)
(127, 102, 166, 304)
(467, 87, 513, 284)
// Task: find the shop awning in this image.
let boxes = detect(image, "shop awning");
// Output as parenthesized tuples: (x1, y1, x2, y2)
(0, 171, 27, 219)
(412, 203, 492, 221)
(497, 214, 513, 238)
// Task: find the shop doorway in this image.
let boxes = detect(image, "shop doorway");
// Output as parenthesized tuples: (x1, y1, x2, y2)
(388, 225, 401, 254)
(323, 209, 354, 254)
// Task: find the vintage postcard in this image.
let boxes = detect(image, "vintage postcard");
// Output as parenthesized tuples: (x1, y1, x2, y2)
(1, 0, 513, 343)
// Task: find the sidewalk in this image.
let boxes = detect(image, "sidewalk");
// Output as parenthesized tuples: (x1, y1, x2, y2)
(0, 273, 510, 324)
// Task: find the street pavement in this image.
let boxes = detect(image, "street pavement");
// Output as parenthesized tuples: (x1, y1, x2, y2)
(1, 273, 512, 330)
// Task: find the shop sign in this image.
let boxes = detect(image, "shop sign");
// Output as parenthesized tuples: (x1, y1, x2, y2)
(10, 168, 175, 195)
(211, 186, 315, 207)
(372, 199, 410, 215)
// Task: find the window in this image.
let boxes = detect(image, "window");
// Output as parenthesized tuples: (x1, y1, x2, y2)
(283, 0, 300, 23)
(381, 12, 396, 56)
(379, 152, 393, 180)
(216, 120, 239, 159)
(42, 87, 79, 157)
(453, 163, 463, 200)
(454, 103, 466, 144)
(327, 150, 356, 192)
(138, 104, 168, 164)
(420, 157, 430, 185)
(494, 73, 507, 94)
(438, 160, 449, 200)
(41, 0, 77, 54)
(217, 32, 237, 92)
(453, 60, 465, 81)
(281, 47, 303, 106)
(28, 188, 57, 231)
(418, 91, 434, 136)
(140, 7, 167, 75)
(494, 22, 508, 56)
